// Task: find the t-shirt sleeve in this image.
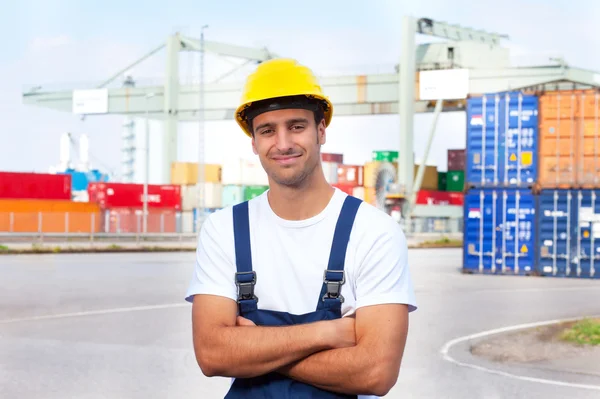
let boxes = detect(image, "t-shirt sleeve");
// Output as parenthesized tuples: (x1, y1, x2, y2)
(354, 223, 417, 312)
(185, 213, 237, 303)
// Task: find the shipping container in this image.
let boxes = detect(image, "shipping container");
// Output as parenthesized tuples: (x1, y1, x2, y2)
(222, 185, 244, 207)
(171, 162, 222, 185)
(221, 159, 269, 186)
(103, 207, 177, 234)
(322, 162, 339, 184)
(372, 151, 399, 163)
(538, 90, 600, 189)
(463, 188, 536, 275)
(88, 183, 181, 210)
(181, 183, 222, 211)
(321, 153, 344, 163)
(537, 189, 600, 278)
(415, 164, 439, 191)
(438, 172, 447, 191)
(363, 187, 376, 206)
(0, 172, 71, 200)
(363, 162, 397, 188)
(244, 185, 269, 201)
(337, 165, 363, 186)
(447, 149, 466, 171)
(332, 183, 355, 196)
(352, 186, 365, 201)
(446, 171, 465, 192)
(59, 169, 109, 191)
(466, 92, 539, 187)
(0, 199, 100, 233)
(416, 190, 463, 206)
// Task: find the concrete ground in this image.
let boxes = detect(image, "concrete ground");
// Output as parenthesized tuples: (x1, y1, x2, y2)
(1, 249, 600, 398)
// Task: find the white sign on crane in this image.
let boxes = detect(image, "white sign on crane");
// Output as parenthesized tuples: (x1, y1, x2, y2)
(419, 69, 469, 100)
(72, 88, 109, 114)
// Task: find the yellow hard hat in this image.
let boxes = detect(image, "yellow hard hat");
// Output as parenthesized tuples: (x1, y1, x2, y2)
(235, 58, 334, 137)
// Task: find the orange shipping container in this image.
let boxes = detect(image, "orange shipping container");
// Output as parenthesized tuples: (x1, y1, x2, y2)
(0, 199, 101, 233)
(538, 90, 600, 188)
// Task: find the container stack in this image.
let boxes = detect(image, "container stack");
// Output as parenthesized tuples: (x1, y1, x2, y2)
(463, 90, 600, 278)
(363, 151, 399, 206)
(171, 162, 223, 233)
(221, 158, 270, 207)
(321, 153, 343, 184)
(446, 149, 466, 192)
(0, 171, 101, 233)
(87, 182, 181, 233)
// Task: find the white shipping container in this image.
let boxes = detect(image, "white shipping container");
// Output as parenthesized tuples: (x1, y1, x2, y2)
(322, 162, 339, 184)
(181, 211, 195, 233)
(352, 186, 365, 200)
(222, 159, 269, 186)
(181, 183, 223, 211)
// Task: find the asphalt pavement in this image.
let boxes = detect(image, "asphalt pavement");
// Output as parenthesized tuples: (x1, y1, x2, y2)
(1, 249, 600, 398)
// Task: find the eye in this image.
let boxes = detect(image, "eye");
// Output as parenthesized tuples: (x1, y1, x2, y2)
(260, 129, 274, 135)
(291, 125, 305, 131)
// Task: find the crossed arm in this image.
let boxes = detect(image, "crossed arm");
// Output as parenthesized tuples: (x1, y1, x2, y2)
(191, 294, 409, 397)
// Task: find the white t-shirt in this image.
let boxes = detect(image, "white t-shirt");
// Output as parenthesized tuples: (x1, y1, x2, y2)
(185, 188, 417, 397)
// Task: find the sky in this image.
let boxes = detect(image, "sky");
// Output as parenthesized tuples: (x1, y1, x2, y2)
(1, 0, 599, 182)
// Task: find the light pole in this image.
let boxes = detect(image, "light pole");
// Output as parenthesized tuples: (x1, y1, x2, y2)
(197, 24, 209, 232)
(143, 92, 155, 234)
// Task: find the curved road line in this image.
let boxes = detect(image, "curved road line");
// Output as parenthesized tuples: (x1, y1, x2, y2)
(440, 316, 600, 392)
(0, 303, 189, 324)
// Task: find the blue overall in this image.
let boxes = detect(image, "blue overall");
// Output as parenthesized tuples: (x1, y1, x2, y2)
(224, 195, 362, 399)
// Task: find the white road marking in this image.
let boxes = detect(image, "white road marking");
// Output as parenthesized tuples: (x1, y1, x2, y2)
(440, 316, 600, 391)
(0, 303, 189, 324)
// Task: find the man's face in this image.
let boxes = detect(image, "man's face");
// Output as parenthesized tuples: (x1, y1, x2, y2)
(251, 108, 326, 187)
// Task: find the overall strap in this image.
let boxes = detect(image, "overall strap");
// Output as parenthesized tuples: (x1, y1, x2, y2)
(316, 195, 362, 311)
(232, 201, 258, 313)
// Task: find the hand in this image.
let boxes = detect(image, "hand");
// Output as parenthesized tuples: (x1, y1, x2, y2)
(236, 316, 257, 327)
(329, 315, 356, 349)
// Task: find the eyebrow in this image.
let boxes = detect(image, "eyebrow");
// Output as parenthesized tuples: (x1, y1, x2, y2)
(255, 118, 310, 132)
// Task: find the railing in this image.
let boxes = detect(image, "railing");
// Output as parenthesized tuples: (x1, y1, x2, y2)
(0, 211, 463, 245)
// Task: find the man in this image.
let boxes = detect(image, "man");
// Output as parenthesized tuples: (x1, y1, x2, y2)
(185, 58, 417, 398)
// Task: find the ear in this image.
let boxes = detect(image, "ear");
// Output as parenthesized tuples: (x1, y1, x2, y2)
(317, 119, 327, 145)
(251, 137, 258, 155)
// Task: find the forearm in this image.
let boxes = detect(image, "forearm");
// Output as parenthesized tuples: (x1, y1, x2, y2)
(197, 323, 331, 379)
(278, 345, 393, 396)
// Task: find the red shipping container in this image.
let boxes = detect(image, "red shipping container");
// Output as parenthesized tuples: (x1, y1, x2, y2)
(416, 190, 464, 206)
(88, 183, 181, 210)
(337, 165, 363, 186)
(447, 149, 466, 171)
(321, 153, 344, 163)
(0, 172, 71, 200)
(332, 183, 355, 196)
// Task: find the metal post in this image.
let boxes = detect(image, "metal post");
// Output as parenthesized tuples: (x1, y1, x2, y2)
(65, 212, 69, 234)
(399, 16, 417, 195)
(407, 99, 443, 217)
(9, 212, 14, 233)
(90, 212, 95, 244)
(197, 25, 209, 233)
(143, 93, 155, 234)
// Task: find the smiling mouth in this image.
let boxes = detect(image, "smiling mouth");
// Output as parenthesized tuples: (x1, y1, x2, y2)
(272, 154, 301, 164)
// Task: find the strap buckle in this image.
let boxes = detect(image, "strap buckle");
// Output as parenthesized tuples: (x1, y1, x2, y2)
(235, 271, 258, 303)
(322, 270, 345, 303)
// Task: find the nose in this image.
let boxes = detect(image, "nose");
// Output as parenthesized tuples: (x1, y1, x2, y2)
(274, 127, 293, 152)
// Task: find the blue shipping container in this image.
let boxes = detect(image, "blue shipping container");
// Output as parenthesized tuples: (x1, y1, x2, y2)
(463, 188, 536, 275)
(466, 92, 539, 188)
(59, 169, 109, 191)
(537, 189, 600, 278)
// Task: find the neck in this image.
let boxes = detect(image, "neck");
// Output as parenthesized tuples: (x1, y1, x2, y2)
(267, 167, 335, 221)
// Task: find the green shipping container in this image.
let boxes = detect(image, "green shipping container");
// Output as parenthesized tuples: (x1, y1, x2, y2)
(446, 171, 465, 192)
(372, 151, 399, 163)
(438, 172, 447, 191)
(244, 185, 269, 201)
(222, 185, 244, 207)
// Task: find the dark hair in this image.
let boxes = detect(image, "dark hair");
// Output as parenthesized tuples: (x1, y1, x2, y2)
(243, 95, 327, 137)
